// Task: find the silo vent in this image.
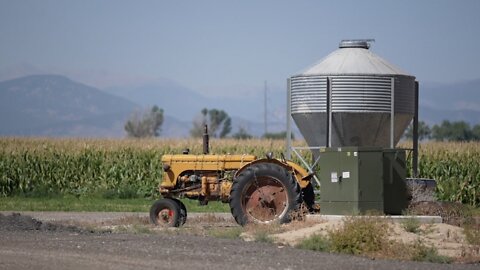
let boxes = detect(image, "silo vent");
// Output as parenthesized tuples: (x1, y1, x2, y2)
(339, 39, 375, 49)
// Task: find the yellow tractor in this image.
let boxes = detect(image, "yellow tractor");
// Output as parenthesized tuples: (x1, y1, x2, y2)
(150, 126, 317, 227)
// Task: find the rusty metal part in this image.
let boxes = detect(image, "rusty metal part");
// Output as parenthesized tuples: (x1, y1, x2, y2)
(234, 158, 312, 189)
(156, 208, 174, 226)
(242, 176, 289, 223)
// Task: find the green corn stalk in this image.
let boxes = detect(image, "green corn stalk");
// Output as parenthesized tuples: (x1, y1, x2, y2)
(0, 138, 478, 206)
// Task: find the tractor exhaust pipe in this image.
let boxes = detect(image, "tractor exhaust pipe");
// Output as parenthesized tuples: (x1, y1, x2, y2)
(203, 125, 209, 154)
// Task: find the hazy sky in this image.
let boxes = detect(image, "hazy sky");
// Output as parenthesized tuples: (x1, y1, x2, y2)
(1, 0, 479, 96)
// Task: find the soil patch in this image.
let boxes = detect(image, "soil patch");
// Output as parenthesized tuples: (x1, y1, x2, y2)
(0, 213, 88, 233)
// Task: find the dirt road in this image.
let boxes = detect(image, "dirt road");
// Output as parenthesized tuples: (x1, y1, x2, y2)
(0, 213, 477, 270)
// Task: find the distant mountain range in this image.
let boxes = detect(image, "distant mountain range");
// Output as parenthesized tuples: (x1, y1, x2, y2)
(0, 75, 289, 138)
(0, 75, 137, 137)
(0, 74, 479, 138)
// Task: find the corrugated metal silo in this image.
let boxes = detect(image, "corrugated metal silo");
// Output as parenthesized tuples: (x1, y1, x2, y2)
(289, 40, 416, 148)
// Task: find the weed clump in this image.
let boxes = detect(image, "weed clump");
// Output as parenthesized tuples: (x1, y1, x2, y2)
(253, 231, 274, 243)
(296, 234, 330, 252)
(410, 240, 452, 263)
(401, 217, 421, 233)
(328, 217, 389, 255)
(242, 223, 283, 243)
(296, 217, 389, 256)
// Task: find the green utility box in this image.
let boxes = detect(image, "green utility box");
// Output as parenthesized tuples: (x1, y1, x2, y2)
(319, 147, 407, 215)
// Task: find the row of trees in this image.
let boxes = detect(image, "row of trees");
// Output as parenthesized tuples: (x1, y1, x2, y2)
(124, 106, 233, 138)
(404, 120, 480, 142)
(124, 105, 164, 138)
(124, 106, 287, 139)
(125, 107, 480, 142)
(190, 108, 232, 138)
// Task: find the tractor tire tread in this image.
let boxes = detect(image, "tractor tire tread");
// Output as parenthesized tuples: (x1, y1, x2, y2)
(229, 162, 301, 226)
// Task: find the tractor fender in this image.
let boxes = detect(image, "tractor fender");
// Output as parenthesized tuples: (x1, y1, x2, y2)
(233, 158, 312, 189)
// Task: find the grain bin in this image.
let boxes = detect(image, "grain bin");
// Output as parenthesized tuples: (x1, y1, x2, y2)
(288, 40, 415, 148)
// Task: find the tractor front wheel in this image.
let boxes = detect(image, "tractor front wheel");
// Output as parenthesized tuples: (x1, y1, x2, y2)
(150, 198, 186, 227)
(229, 163, 301, 226)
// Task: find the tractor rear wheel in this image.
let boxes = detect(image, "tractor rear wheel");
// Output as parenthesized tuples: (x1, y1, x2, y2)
(150, 198, 185, 227)
(229, 163, 301, 226)
(171, 198, 187, 225)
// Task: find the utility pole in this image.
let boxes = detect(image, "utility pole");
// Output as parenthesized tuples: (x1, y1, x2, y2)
(264, 80, 268, 136)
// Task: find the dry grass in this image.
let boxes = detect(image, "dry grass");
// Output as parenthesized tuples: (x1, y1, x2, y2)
(294, 217, 455, 263)
(187, 213, 231, 224)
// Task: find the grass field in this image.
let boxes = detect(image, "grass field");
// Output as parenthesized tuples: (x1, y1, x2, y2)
(0, 195, 230, 212)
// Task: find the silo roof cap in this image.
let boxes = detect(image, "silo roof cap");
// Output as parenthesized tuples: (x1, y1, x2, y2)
(297, 40, 413, 77)
(339, 39, 372, 49)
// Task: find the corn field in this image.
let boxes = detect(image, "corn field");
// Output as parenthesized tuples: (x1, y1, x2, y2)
(407, 142, 480, 207)
(0, 138, 294, 199)
(0, 138, 478, 206)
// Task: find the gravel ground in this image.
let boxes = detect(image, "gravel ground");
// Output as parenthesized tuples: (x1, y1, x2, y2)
(0, 211, 233, 223)
(0, 212, 478, 270)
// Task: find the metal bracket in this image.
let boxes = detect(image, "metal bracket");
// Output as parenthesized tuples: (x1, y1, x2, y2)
(290, 146, 322, 188)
